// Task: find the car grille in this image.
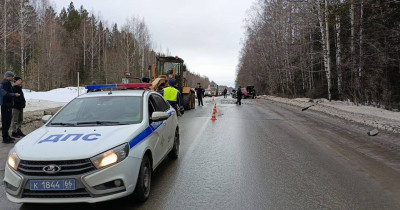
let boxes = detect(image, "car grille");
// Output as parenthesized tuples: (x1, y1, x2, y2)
(17, 159, 96, 176)
(22, 189, 91, 198)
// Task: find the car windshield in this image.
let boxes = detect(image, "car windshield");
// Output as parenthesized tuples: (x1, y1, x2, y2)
(48, 96, 142, 126)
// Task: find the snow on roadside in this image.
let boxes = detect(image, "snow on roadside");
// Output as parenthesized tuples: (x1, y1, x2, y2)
(262, 96, 400, 134)
(23, 87, 86, 112)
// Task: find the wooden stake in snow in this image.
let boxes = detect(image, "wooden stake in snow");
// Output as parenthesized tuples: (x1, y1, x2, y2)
(302, 105, 314, 111)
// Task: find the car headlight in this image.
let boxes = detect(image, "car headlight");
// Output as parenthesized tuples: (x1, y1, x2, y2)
(7, 148, 20, 171)
(90, 143, 129, 169)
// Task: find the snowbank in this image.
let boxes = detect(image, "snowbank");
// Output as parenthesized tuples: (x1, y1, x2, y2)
(23, 87, 86, 112)
(263, 96, 400, 134)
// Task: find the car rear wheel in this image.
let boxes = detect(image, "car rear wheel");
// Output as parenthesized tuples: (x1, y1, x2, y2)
(133, 155, 151, 202)
(168, 127, 180, 159)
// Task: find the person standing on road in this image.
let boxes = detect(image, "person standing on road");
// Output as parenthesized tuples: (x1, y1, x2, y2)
(11, 77, 26, 138)
(223, 88, 227, 98)
(195, 83, 204, 106)
(236, 86, 242, 105)
(1, 71, 21, 143)
(162, 78, 183, 114)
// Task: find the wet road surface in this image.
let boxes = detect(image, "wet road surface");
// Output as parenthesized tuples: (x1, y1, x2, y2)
(1, 97, 400, 209)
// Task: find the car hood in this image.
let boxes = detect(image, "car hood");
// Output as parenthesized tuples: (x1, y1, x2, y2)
(15, 124, 144, 161)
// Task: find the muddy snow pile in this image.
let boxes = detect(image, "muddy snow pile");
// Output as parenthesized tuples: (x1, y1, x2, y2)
(263, 96, 400, 134)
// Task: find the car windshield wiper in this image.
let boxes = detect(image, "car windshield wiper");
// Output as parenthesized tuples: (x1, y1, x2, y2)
(50, 122, 76, 126)
(76, 121, 120, 125)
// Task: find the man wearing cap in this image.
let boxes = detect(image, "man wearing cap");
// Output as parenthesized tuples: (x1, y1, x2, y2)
(195, 83, 205, 106)
(162, 78, 183, 114)
(1, 71, 21, 143)
(236, 86, 243, 105)
(11, 77, 26, 138)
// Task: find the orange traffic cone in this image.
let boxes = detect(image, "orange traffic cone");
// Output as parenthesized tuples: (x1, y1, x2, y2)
(211, 110, 217, 121)
(256, 98, 259, 103)
(212, 96, 215, 101)
(214, 104, 217, 113)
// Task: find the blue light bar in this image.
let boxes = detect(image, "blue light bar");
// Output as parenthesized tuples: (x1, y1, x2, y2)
(85, 84, 117, 90)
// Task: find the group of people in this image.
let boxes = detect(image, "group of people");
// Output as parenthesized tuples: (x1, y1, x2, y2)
(194, 84, 230, 103)
(1, 71, 26, 144)
(195, 84, 238, 104)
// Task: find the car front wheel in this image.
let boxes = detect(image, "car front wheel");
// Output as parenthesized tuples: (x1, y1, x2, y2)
(133, 155, 152, 202)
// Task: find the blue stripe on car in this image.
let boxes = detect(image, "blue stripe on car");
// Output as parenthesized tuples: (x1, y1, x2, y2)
(129, 110, 175, 149)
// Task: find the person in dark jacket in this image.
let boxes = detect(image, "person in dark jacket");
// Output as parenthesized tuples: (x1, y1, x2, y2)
(11, 77, 26, 138)
(195, 83, 205, 106)
(236, 86, 242, 105)
(1, 71, 20, 143)
(223, 88, 228, 98)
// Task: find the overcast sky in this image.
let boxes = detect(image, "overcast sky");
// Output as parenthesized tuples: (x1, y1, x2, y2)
(52, 0, 255, 88)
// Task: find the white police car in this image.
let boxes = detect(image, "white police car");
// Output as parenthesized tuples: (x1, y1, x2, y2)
(4, 83, 180, 203)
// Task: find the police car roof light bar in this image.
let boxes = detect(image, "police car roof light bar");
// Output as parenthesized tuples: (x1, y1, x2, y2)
(85, 84, 117, 90)
(117, 83, 152, 89)
(86, 83, 152, 90)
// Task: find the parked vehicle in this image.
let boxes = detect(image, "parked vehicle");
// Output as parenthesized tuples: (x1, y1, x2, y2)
(4, 83, 180, 204)
(244, 86, 256, 99)
(204, 89, 212, 97)
(210, 85, 218, 96)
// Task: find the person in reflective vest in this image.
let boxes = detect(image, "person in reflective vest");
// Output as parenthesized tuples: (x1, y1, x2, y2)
(162, 78, 183, 114)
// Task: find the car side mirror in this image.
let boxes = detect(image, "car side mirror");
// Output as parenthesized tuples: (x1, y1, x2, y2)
(151, 112, 168, 122)
(42, 115, 52, 123)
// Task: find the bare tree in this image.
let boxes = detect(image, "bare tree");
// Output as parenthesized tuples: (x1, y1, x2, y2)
(335, 0, 342, 96)
(3, 0, 7, 73)
(317, 0, 332, 101)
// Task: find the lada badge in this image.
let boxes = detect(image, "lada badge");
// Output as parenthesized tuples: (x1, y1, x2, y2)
(43, 165, 62, 174)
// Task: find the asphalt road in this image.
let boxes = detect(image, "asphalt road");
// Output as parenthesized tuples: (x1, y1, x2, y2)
(1, 97, 400, 210)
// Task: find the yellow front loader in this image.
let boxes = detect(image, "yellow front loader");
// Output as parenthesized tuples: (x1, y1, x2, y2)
(150, 56, 196, 110)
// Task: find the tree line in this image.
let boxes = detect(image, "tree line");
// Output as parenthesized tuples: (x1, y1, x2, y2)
(0, 0, 211, 91)
(236, 0, 400, 109)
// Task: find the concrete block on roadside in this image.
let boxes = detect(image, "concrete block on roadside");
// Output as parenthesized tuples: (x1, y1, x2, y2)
(368, 129, 379, 136)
